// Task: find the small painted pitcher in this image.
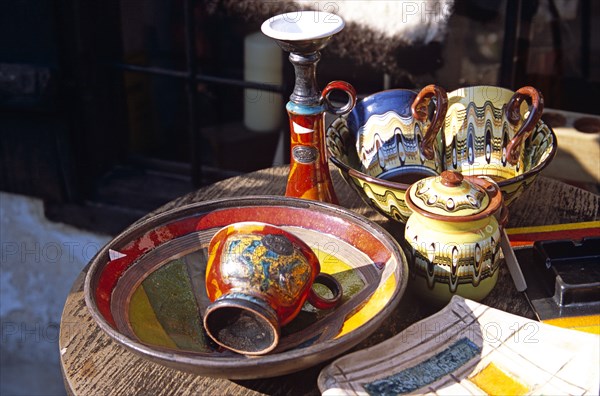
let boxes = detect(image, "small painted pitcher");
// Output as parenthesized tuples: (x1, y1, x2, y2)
(203, 221, 342, 355)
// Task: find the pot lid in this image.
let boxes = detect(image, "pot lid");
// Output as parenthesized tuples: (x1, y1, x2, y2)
(406, 171, 501, 220)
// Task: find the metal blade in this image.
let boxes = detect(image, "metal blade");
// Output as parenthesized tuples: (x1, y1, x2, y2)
(501, 228, 527, 292)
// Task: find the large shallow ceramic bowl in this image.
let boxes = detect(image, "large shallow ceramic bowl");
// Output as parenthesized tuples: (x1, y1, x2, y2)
(327, 110, 556, 222)
(84, 196, 408, 379)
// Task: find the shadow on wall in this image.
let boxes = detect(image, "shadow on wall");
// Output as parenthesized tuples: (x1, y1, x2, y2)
(1, 192, 111, 396)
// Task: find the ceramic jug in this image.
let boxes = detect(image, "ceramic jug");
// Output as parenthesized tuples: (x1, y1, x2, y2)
(262, 11, 357, 204)
(203, 221, 341, 355)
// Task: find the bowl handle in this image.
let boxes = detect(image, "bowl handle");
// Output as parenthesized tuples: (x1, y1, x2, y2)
(411, 84, 448, 161)
(505, 86, 544, 165)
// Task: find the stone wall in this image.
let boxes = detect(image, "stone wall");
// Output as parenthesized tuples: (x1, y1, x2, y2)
(0, 192, 111, 395)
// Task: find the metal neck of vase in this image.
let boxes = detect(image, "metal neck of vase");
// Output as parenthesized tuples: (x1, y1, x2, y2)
(289, 51, 321, 106)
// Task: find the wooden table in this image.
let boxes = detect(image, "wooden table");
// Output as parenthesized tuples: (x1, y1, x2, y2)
(59, 166, 599, 395)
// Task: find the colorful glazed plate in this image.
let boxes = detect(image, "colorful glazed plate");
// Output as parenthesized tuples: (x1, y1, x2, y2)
(84, 196, 409, 379)
(318, 295, 599, 395)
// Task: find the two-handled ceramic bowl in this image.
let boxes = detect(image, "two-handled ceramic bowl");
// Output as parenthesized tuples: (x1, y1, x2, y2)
(327, 85, 557, 223)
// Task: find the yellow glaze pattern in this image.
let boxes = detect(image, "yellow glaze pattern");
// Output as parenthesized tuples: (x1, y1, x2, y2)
(444, 86, 527, 176)
(405, 216, 501, 304)
(404, 171, 503, 304)
(129, 286, 178, 349)
(409, 173, 490, 217)
(470, 362, 529, 395)
(543, 315, 600, 335)
(337, 273, 396, 338)
(313, 247, 397, 338)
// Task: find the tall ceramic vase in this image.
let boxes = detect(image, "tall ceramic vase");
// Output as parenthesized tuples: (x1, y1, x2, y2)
(262, 11, 357, 204)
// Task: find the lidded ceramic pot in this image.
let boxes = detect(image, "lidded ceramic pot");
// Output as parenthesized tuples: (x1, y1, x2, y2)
(404, 171, 505, 304)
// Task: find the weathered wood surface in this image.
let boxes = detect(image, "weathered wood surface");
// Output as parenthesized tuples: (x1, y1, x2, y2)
(59, 167, 599, 396)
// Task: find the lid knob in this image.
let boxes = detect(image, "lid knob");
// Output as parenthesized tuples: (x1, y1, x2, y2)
(441, 171, 464, 187)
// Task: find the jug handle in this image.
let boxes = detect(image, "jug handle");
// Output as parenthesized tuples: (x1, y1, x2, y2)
(505, 86, 544, 165)
(322, 80, 357, 116)
(308, 273, 343, 310)
(411, 84, 448, 161)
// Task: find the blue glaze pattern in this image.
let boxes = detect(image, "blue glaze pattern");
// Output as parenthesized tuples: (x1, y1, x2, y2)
(286, 101, 325, 115)
(363, 337, 480, 395)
